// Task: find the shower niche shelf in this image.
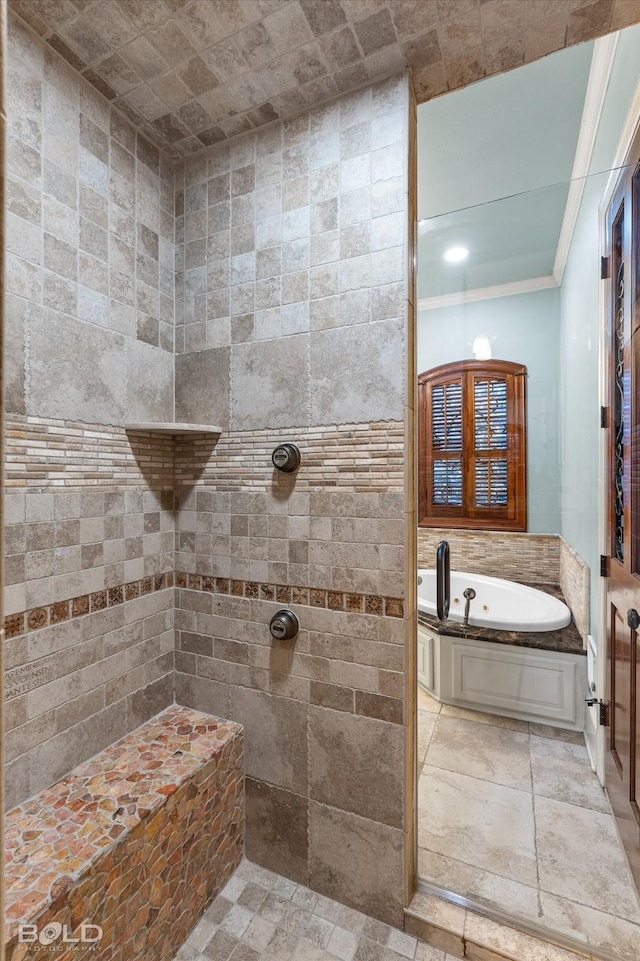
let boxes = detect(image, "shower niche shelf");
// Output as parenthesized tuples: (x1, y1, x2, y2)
(125, 423, 223, 435)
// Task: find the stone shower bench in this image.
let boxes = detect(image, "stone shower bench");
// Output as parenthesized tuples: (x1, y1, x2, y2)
(4, 706, 244, 961)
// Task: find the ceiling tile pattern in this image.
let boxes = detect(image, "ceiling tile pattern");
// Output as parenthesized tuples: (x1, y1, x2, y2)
(9, 0, 640, 158)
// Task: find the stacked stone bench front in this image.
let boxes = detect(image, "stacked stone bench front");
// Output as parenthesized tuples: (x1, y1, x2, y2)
(4, 706, 244, 961)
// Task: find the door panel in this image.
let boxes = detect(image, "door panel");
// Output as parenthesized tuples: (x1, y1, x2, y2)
(609, 602, 630, 782)
(605, 142, 640, 888)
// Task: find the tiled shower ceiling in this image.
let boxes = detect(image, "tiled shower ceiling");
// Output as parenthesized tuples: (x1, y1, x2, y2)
(10, 0, 640, 159)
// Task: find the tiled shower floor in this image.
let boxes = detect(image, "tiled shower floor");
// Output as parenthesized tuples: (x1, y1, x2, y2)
(173, 859, 453, 960)
(417, 689, 640, 960)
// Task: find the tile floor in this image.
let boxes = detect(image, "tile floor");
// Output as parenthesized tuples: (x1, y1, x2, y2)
(174, 858, 457, 961)
(417, 689, 640, 961)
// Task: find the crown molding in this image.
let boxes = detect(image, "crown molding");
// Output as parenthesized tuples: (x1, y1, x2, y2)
(599, 39, 640, 212)
(553, 32, 619, 284)
(417, 274, 559, 312)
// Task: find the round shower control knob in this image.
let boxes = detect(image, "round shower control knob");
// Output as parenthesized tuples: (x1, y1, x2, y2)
(272, 443, 301, 473)
(269, 610, 299, 640)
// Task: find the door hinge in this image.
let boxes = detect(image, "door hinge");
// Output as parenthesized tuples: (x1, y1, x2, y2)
(600, 554, 609, 577)
(585, 697, 608, 726)
(601, 255, 610, 279)
(600, 405, 608, 428)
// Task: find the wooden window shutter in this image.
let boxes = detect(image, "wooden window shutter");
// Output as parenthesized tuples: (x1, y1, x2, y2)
(418, 360, 527, 531)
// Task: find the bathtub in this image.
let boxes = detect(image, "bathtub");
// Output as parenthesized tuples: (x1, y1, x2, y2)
(417, 569, 571, 632)
(417, 569, 585, 730)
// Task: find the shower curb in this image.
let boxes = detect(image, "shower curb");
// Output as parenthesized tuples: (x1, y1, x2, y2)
(405, 888, 605, 961)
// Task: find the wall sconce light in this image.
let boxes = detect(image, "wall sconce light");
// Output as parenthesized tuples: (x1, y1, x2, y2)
(472, 334, 492, 360)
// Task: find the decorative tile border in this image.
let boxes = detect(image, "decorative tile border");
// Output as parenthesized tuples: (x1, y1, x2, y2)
(4, 572, 174, 642)
(6, 416, 404, 492)
(174, 421, 405, 491)
(4, 571, 404, 644)
(174, 572, 404, 618)
(6, 416, 175, 489)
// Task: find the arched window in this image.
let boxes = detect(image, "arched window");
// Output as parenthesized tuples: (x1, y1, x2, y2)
(418, 359, 527, 531)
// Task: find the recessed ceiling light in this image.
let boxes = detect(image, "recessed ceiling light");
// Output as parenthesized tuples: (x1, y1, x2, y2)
(443, 246, 469, 263)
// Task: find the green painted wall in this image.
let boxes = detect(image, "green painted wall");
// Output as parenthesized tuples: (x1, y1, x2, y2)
(417, 287, 561, 534)
(560, 24, 640, 635)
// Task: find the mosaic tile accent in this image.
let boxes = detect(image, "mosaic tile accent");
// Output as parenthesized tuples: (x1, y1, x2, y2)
(6, 417, 175, 489)
(559, 536, 590, 642)
(174, 422, 405, 491)
(10, 0, 640, 160)
(4, 706, 244, 959)
(4, 571, 173, 647)
(417, 528, 561, 586)
(6, 416, 404, 492)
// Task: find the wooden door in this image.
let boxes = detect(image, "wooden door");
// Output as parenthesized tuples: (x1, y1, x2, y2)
(605, 139, 640, 889)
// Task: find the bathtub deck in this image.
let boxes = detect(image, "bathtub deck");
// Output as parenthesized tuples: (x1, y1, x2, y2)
(417, 692, 640, 960)
(418, 582, 585, 656)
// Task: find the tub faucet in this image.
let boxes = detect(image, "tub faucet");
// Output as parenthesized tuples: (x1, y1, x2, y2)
(463, 588, 476, 627)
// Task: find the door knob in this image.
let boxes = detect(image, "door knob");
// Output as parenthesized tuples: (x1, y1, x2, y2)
(627, 609, 640, 630)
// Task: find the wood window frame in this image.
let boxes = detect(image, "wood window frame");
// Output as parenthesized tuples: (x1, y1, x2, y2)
(418, 359, 527, 531)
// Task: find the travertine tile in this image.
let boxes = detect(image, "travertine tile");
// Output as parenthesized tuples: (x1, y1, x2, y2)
(231, 334, 310, 430)
(438, 703, 529, 732)
(530, 735, 609, 813)
(419, 766, 538, 887)
(427, 715, 532, 791)
(309, 802, 405, 926)
(418, 849, 541, 924)
(6, 21, 417, 942)
(308, 705, 404, 826)
(418, 702, 640, 956)
(11, 0, 634, 159)
(230, 687, 309, 794)
(310, 319, 404, 425)
(535, 795, 640, 922)
(28, 309, 127, 424)
(175, 346, 231, 427)
(417, 687, 441, 714)
(126, 338, 175, 422)
(463, 911, 597, 961)
(4, 293, 27, 414)
(405, 891, 466, 956)
(417, 528, 562, 586)
(417, 710, 437, 769)
(537, 891, 640, 961)
(246, 778, 309, 885)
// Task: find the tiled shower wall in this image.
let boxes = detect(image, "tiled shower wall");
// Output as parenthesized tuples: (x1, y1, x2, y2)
(4, 13, 176, 808)
(171, 75, 412, 924)
(3, 11, 414, 923)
